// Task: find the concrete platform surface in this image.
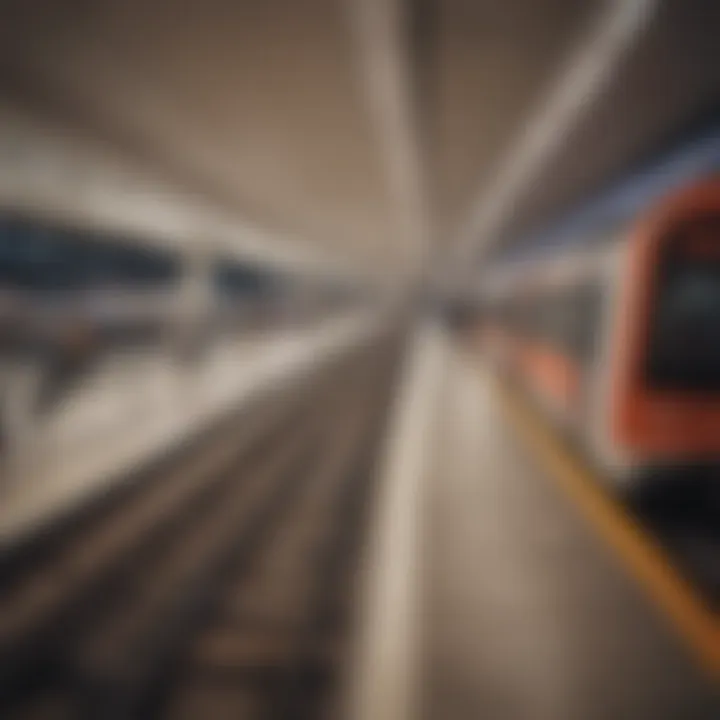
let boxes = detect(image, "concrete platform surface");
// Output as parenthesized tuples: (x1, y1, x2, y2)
(421, 333, 718, 720)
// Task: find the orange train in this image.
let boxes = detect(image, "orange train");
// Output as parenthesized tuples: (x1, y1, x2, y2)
(481, 180, 720, 492)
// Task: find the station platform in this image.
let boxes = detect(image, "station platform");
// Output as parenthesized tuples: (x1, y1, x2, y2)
(0, 310, 386, 549)
(351, 323, 719, 720)
(0, 319, 717, 719)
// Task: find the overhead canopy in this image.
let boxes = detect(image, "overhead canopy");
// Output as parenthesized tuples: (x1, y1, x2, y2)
(0, 0, 717, 282)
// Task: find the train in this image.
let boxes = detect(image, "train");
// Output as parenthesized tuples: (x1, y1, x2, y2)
(479, 160, 720, 497)
(0, 215, 295, 354)
(0, 214, 302, 423)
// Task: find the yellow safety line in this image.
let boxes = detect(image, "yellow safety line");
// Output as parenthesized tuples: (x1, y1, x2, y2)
(496, 378, 720, 680)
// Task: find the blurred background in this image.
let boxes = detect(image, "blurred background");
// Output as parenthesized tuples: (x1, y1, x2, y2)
(0, 0, 718, 718)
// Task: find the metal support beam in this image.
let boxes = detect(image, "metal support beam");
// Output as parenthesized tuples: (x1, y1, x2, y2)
(447, 0, 657, 281)
(347, 0, 430, 282)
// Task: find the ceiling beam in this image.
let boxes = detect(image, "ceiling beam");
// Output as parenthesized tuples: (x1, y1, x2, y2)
(346, 0, 431, 281)
(445, 0, 658, 282)
(0, 100, 372, 280)
(0, 63, 374, 281)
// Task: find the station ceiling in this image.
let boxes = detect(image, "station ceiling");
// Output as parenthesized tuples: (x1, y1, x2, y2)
(0, 0, 718, 280)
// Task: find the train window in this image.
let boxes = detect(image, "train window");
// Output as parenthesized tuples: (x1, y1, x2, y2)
(213, 261, 275, 298)
(0, 217, 180, 292)
(646, 215, 720, 391)
(0, 222, 82, 290)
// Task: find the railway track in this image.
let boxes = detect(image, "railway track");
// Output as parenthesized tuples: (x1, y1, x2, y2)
(0, 335, 400, 719)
